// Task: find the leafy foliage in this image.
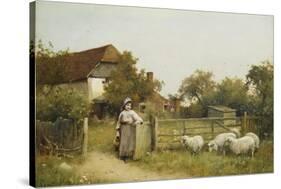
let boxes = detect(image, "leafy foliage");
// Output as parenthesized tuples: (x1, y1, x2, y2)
(103, 51, 163, 114)
(186, 103, 205, 118)
(215, 77, 249, 115)
(179, 70, 216, 107)
(36, 87, 89, 124)
(36, 40, 70, 85)
(178, 70, 216, 116)
(246, 61, 273, 133)
(178, 61, 273, 134)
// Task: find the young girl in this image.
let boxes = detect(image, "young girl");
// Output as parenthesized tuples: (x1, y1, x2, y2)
(115, 97, 143, 162)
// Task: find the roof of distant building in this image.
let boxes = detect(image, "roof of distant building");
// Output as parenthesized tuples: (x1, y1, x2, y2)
(208, 105, 236, 113)
(37, 44, 120, 84)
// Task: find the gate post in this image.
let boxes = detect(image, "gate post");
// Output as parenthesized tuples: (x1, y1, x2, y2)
(151, 116, 158, 151)
(82, 117, 88, 158)
(242, 112, 247, 135)
(211, 120, 214, 138)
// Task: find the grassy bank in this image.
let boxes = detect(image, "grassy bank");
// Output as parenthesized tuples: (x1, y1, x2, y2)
(131, 141, 273, 177)
(36, 155, 82, 187)
(88, 120, 273, 177)
(35, 120, 117, 187)
(35, 120, 273, 186)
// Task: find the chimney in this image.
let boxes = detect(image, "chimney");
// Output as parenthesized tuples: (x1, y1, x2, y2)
(147, 72, 153, 82)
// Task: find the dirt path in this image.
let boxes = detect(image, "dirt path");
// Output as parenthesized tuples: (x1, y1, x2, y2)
(77, 151, 187, 183)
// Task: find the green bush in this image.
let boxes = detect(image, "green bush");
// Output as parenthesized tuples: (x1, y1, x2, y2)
(36, 87, 89, 124)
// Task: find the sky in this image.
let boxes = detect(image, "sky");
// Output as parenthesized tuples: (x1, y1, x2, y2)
(35, 0, 273, 97)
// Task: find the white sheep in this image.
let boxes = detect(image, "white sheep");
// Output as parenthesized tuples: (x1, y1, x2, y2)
(230, 128, 241, 138)
(208, 132, 237, 154)
(224, 136, 256, 157)
(181, 135, 204, 155)
(245, 132, 260, 150)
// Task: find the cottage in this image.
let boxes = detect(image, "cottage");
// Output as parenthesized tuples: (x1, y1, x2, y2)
(36, 44, 168, 119)
(37, 44, 121, 102)
(208, 105, 236, 125)
(138, 72, 171, 114)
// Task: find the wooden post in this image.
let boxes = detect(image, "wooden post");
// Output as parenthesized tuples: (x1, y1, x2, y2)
(151, 116, 158, 151)
(183, 121, 186, 135)
(242, 112, 247, 134)
(82, 117, 88, 157)
(154, 117, 158, 151)
(211, 120, 214, 138)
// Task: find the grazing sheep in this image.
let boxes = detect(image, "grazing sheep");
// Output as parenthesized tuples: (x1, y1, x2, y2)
(224, 136, 256, 157)
(230, 128, 241, 138)
(208, 132, 237, 154)
(245, 132, 260, 150)
(181, 135, 204, 155)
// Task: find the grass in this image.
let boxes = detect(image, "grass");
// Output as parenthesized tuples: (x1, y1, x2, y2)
(35, 119, 118, 187)
(36, 155, 82, 187)
(35, 153, 115, 187)
(131, 141, 273, 177)
(87, 119, 117, 154)
(35, 119, 273, 187)
(87, 120, 273, 177)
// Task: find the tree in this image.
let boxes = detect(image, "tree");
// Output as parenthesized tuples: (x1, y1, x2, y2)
(103, 51, 163, 115)
(187, 103, 205, 118)
(34, 41, 89, 123)
(215, 77, 249, 115)
(35, 40, 70, 86)
(178, 70, 216, 114)
(246, 61, 273, 133)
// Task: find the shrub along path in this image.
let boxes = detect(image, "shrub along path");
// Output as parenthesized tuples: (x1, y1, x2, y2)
(77, 150, 188, 183)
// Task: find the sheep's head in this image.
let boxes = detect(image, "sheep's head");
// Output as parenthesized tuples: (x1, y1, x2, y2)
(230, 128, 241, 138)
(208, 141, 218, 152)
(181, 135, 189, 145)
(224, 137, 235, 146)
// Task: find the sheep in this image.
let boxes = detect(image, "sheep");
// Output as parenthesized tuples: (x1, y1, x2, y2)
(230, 128, 241, 138)
(208, 132, 237, 154)
(245, 132, 260, 150)
(224, 136, 256, 157)
(181, 135, 204, 155)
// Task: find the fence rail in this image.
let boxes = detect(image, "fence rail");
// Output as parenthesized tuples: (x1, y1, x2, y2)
(158, 117, 242, 122)
(149, 112, 261, 150)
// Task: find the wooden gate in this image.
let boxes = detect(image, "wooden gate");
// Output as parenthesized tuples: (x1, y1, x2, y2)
(133, 122, 152, 160)
(133, 116, 160, 160)
(36, 117, 88, 156)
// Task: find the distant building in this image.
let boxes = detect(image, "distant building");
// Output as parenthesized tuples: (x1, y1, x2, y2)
(37, 44, 121, 102)
(138, 72, 172, 114)
(37, 44, 171, 119)
(208, 105, 236, 125)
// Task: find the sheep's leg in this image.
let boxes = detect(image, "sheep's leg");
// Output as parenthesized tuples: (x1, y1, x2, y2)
(223, 149, 226, 156)
(251, 149, 254, 158)
(219, 146, 224, 155)
(192, 150, 196, 156)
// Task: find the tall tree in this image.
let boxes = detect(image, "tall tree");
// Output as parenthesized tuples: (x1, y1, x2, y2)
(103, 51, 162, 114)
(246, 61, 273, 133)
(215, 77, 249, 114)
(178, 70, 216, 108)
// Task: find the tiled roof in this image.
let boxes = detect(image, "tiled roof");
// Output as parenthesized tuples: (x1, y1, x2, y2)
(36, 44, 120, 84)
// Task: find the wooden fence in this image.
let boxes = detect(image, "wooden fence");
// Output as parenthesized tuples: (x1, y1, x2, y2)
(150, 113, 261, 150)
(36, 117, 88, 156)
